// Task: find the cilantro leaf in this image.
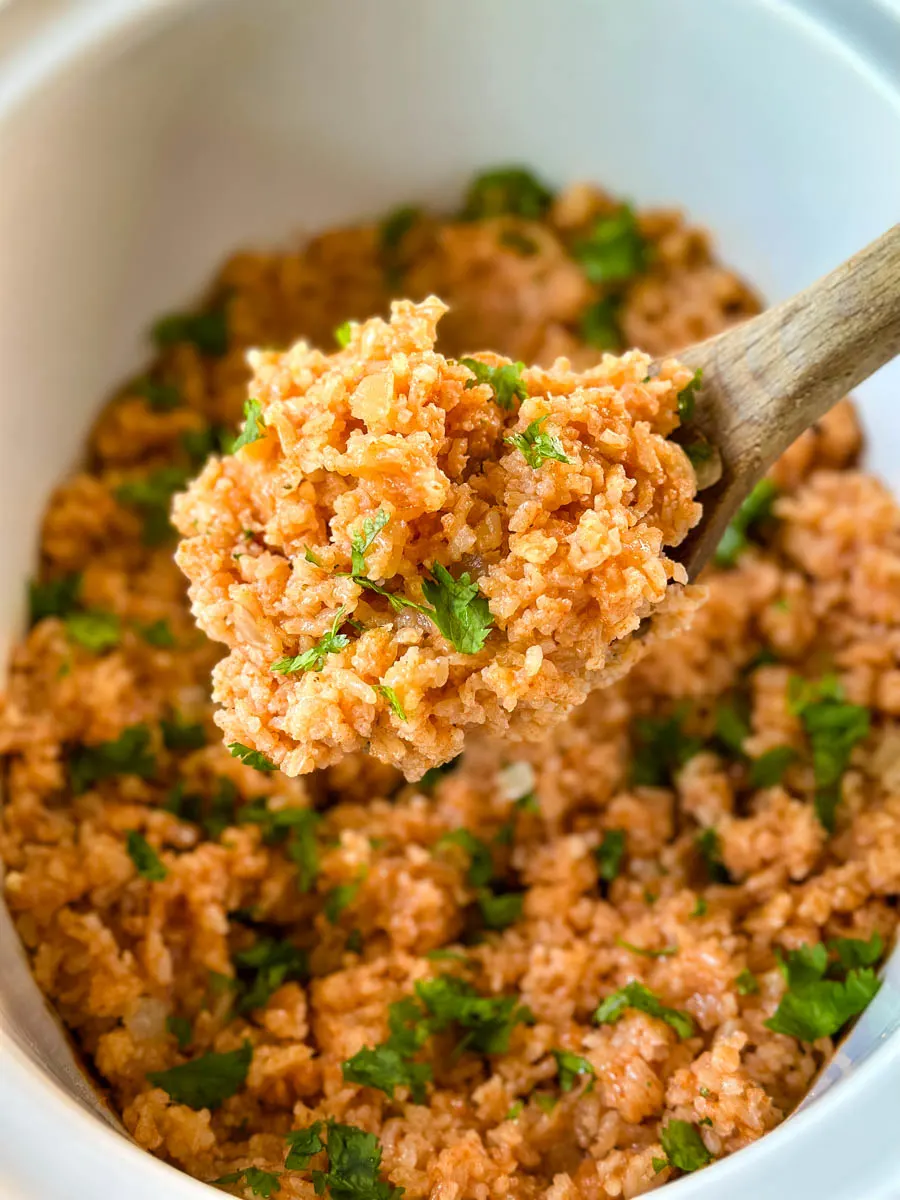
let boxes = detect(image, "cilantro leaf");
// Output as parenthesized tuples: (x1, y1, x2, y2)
(419, 756, 462, 793)
(691, 896, 708, 918)
(505, 1100, 524, 1120)
(714, 479, 779, 568)
(676, 369, 703, 422)
(379, 206, 421, 287)
(137, 618, 176, 648)
(64, 609, 121, 653)
(126, 831, 167, 881)
(421, 563, 493, 654)
(460, 357, 528, 411)
(69, 724, 156, 794)
(696, 827, 732, 885)
(233, 398, 267, 452)
(499, 228, 538, 256)
(437, 828, 494, 888)
(476, 888, 523, 930)
(202, 777, 240, 840)
(233, 937, 308, 1013)
(829, 932, 884, 971)
(579, 296, 623, 351)
(284, 1122, 326, 1170)
(29, 572, 82, 625)
(334, 321, 353, 348)
(685, 440, 714, 468)
(228, 743, 278, 772)
(341, 1043, 431, 1104)
(749, 745, 796, 788)
(789, 675, 870, 832)
(616, 937, 677, 959)
(765, 941, 881, 1042)
(237, 801, 320, 890)
(505, 416, 572, 469)
(734, 968, 759, 996)
(552, 1049, 596, 1092)
(593, 981, 694, 1039)
(153, 305, 229, 356)
(350, 510, 390, 576)
(134, 377, 182, 411)
(272, 607, 351, 674)
(656, 1119, 713, 1173)
(572, 205, 648, 284)
(166, 1015, 192, 1050)
(324, 878, 363, 924)
(147, 1040, 252, 1109)
(713, 698, 751, 758)
(460, 166, 553, 221)
(181, 423, 234, 466)
(594, 829, 626, 883)
(311, 1121, 401, 1200)
(415, 975, 531, 1056)
(631, 710, 703, 787)
(375, 684, 407, 721)
(212, 1167, 281, 1198)
(115, 466, 191, 546)
(161, 714, 206, 752)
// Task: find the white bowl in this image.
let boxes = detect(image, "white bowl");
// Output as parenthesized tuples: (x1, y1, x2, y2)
(2, 1, 900, 1197)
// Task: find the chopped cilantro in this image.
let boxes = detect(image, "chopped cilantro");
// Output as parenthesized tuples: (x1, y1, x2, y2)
(284, 1122, 326, 1170)
(676, 369, 703, 422)
(152, 305, 229, 356)
(233, 937, 308, 1013)
(115, 466, 190, 546)
(534, 1093, 558, 1114)
(161, 714, 206, 752)
(228, 742, 278, 772)
(69, 724, 156, 794)
(346, 928, 363, 954)
(134, 377, 181, 411)
(691, 896, 708, 918)
(631, 709, 703, 787)
(594, 829, 626, 884)
(237, 801, 320, 890)
(594, 981, 694, 1039)
(505, 415, 572, 469)
(696, 828, 732, 885)
(419, 756, 462, 792)
(202, 777, 240, 840)
(211, 1167, 281, 1197)
(126, 831, 167, 881)
(572, 205, 648, 284)
(64, 609, 121, 653)
(334, 321, 353, 348)
(685, 440, 714, 467)
(505, 1100, 524, 1120)
(29, 572, 82, 625)
(233, 398, 267, 452)
(514, 791, 540, 814)
(830, 932, 883, 970)
(425, 948, 470, 963)
(147, 1040, 252, 1109)
(304, 546, 323, 567)
(476, 888, 524, 930)
(308, 1121, 401, 1200)
(350, 509, 390, 576)
(421, 562, 493, 654)
(579, 296, 622, 351)
(324, 877, 363, 924)
(271, 606, 351, 674)
(616, 937, 677, 959)
(655, 1119, 713, 1173)
(181, 423, 233, 465)
(714, 479, 779, 568)
(460, 357, 528, 411)
(380, 205, 421, 252)
(415, 974, 531, 1055)
(164, 782, 202, 823)
(734, 968, 759, 996)
(788, 675, 870, 832)
(342, 1042, 431, 1104)
(375, 684, 406, 721)
(461, 166, 553, 221)
(437, 828, 494, 888)
(552, 1049, 596, 1092)
(749, 745, 796, 788)
(499, 228, 538, 256)
(713, 698, 750, 758)
(167, 1015, 192, 1050)
(137, 618, 176, 648)
(765, 940, 882, 1042)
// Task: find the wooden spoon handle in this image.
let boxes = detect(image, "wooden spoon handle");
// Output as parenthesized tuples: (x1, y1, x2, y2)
(675, 223, 900, 576)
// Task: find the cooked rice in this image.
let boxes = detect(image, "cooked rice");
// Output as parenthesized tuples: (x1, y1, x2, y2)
(1, 177, 896, 1200)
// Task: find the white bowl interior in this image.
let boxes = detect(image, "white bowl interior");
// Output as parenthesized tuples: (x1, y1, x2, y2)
(3, 1, 900, 1197)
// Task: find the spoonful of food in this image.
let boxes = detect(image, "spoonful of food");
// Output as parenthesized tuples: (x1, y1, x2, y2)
(670, 223, 900, 578)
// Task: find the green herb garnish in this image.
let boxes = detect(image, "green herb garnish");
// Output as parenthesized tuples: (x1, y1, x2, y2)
(271, 606, 351, 674)
(460, 357, 528, 411)
(461, 166, 553, 221)
(504, 415, 572, 469)
(715, 479, 779, 568)
(616, 937, 677, 959)
(211, 1167, 281, 1197)
(788, 675, 870, 832)
(749, 745, 796, 788)
(341, 1042, 431, 1105)
(714, 698, 750, 758)
(691, 897, 708, 918)
(499, 228, 538, 256)
(437, 828, 495, 888)
(181, 423, 233, 466)
(334, 321, 353, 348)
(552, 1049, 596, 1092)
(69, 724, 156, 794)
(631, 709, 703, 787)
(152, 306, 229, 356)
(350, 509, 390, 576)
(734, 968, 759, 996)
(161, 714, 206, 753)
(147, 1040, 252, 1109)
(579, 296, 622, 351)
(134, 377, 181, 411)
(476, 888, 524, 930)
(595, 829, 626, 884)
(304, 1121, 402, 1200)
(696, 827, 732, 885)
(233, 398, 267, 452)
(376, 684, 407, 721)
(415, 974, 531, 1055)
(676, 369, 703, 422)
(652, 1120, 713, 1174)
(764, 939, 882, 1042)
(228, 743, 278, 773)
(594, 981, 694, 1039)
(29, 572, 82, 625)
(505, 1100, 524, 1120)
(64, 610, 121, 653)
(284, 1123, 326, 1170)
(233, 937, 308, 1013)
(137, 618, 176, 648)
(419, 756, 462, 792)
(115, 466, 190, 546)
(324, 878, 364, 924)
(126, 830, 167, 881)
(422, 562, 493, 654)
(572, 205, 648, 284)
(166, 1015, 192, 1050)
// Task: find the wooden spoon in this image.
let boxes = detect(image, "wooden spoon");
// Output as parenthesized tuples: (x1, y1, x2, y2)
(667, 224, 900, 578)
